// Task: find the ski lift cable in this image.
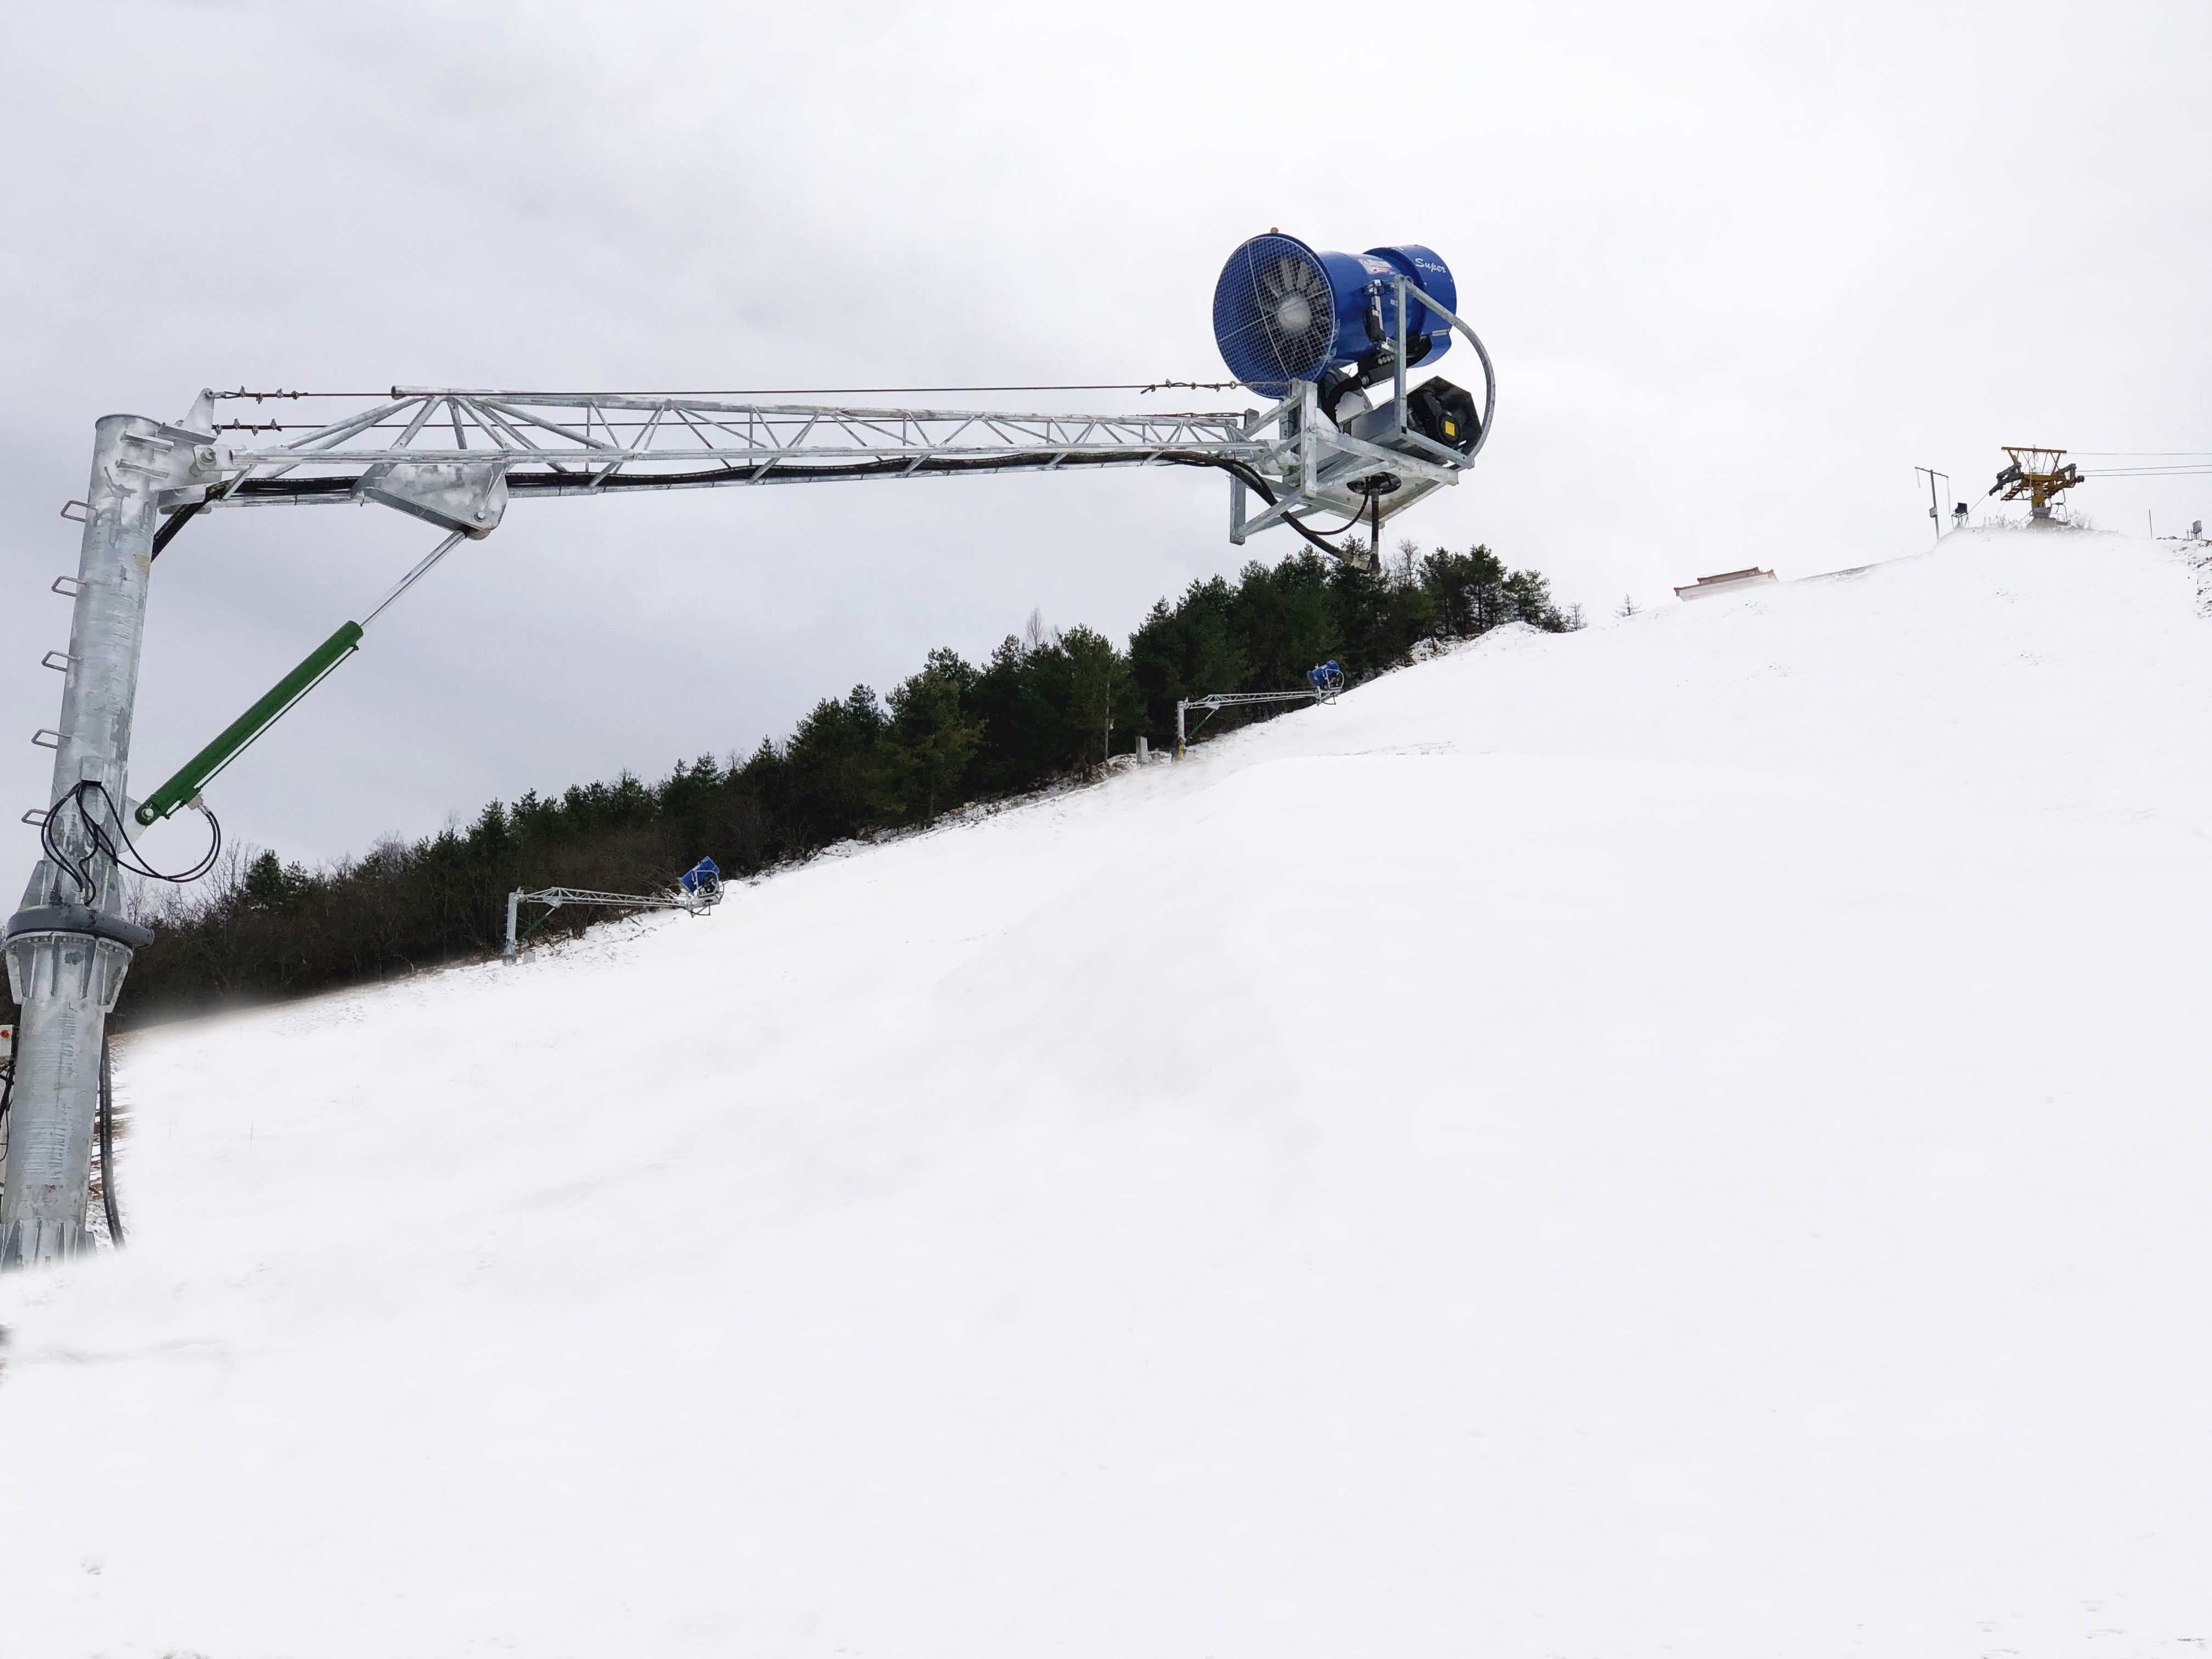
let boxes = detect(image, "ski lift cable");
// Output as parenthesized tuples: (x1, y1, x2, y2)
(2081, 465, 2212, 477)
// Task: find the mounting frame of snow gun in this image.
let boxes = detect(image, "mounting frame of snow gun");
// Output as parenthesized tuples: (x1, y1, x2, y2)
(503, 876, 722, 964)
(7, 245, 1495, 1267)
(1173, 662, 1344, 758)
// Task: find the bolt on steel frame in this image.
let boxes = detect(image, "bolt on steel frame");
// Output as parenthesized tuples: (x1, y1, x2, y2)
(5, 282, 1491, 1266)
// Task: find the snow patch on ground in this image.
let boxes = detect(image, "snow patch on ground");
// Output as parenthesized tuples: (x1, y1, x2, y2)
(4, 529, 2211, 1657)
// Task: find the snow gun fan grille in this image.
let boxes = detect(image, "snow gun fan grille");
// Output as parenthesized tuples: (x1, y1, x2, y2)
(1213, 234, 1337, 397)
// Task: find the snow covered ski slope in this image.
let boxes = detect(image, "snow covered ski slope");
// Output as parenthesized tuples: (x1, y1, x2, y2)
(5, 528, 2212, 1657)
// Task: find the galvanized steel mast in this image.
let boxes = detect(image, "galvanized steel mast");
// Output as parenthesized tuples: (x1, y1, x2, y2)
(3, 411, 224, 1266)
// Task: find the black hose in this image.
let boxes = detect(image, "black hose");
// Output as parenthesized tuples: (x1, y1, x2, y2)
(149, 497, 207, 561)
(231, 453, 1373, 565)
(98, 1035, 123, 1246)
(1149, 454, 1367, 565)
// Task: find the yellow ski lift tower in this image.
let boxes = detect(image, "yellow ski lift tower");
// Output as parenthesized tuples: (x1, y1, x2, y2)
(1988, 446, 2083, 523)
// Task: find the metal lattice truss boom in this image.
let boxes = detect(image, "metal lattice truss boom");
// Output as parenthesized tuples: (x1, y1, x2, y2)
(200, 392, 1267, 502)
(162, 281, 1493, 554)
(1173, 685, 1339, 753)
(513, 889, 712, 916)
(169, 386, 1466, 548)
(514, 885, 715, 909)
(502, 883, 719, 963)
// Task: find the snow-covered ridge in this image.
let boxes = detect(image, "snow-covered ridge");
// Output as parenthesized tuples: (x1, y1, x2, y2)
(5, 529, 2211, 1658)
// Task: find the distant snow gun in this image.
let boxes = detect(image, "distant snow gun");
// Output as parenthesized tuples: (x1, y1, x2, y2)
(1174, 659, 1346, 758)
(504, 859, 725, 963)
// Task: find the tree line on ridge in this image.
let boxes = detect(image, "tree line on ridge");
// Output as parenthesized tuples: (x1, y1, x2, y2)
(83, 541, 1577, 1026)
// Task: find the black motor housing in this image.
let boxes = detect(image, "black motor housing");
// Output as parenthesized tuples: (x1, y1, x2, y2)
(1407, 376, 1481, 455)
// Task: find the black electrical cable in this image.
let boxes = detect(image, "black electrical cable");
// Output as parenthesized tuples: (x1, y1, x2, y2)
(39, 794, 95, 901)
(229, 453, 1376, 565)
(41, 780, 221, 902)
(1160, 454, 1372, 566)
(98, 1035, 123, 1247)
(150, 497, 207, 561)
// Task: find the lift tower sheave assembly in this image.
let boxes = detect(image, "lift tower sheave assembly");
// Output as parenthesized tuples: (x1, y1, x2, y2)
(3, 235, 1495, 1268)
(1987, 447, 2083, 523)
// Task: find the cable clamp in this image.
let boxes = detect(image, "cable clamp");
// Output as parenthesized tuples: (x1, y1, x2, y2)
(59, 501, 89, 523)
(31, 730, 61, 751)
(20, 809, 49, 827)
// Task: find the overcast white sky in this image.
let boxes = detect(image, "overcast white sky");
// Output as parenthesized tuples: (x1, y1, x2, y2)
(4, 0, 2208, 868)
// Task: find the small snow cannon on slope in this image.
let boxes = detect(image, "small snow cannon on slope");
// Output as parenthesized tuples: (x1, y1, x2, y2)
(503, 858, 725, 963)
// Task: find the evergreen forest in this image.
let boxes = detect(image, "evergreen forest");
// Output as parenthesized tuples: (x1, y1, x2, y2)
(75, 542, 1577, 1027)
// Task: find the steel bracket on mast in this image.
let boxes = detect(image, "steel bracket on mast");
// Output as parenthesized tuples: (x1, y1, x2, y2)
(354, 460, 509, 538)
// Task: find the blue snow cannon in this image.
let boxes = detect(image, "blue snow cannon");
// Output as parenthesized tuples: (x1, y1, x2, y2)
(680, 856, 721, 897)
(1212, 233, 1458, 396)
(1308, 659, 1344, 693)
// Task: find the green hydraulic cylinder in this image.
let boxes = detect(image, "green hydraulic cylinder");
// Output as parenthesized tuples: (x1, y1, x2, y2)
(134, 622, 364, 827)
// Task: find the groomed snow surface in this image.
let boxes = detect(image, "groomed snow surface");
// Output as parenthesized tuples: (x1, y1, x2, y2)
(5, 528, 2212, 1658)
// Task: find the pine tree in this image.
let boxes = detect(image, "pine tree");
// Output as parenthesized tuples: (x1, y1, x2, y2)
(871, 654, 985, 825)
